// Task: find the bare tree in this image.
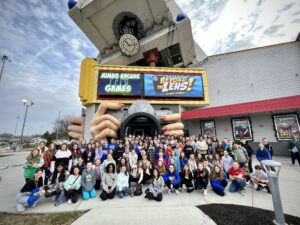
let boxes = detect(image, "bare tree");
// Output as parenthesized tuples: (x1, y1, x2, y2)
(53, 115, 70, 139)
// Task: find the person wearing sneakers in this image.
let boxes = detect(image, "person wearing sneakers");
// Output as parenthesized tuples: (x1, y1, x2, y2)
(64, 166, 81, 204)
(194, 163, 209, 195)
(250, 165, 271, 194)
(16, 170, 45, 212)
(209, 165, 228, 196)
(228, 161, 247, 196)
(163, 164, 181, 194)
(81, 162, 96, 200)
(180, 164, 194, 193)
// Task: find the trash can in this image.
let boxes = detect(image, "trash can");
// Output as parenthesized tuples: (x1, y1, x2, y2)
(261, 160, 287, 225)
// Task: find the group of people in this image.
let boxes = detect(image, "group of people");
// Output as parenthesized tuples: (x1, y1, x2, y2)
(16, 134, 290, 212)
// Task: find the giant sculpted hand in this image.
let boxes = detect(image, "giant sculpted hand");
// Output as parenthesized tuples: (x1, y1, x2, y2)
(68, 102, 184, 142)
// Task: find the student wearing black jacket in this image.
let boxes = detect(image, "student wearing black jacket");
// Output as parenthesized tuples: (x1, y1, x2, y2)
(180, 164, 194, 193)
(194, 163, 209, 195)
(183, 140, 194, 159)
(16, 170, 44, 212)
(45, 163, 69, 205)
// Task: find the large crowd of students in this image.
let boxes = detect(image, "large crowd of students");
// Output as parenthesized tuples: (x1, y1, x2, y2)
(16, 134, 299, 212)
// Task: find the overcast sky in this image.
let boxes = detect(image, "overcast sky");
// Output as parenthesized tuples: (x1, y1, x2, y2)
(0, 0, 299, 135)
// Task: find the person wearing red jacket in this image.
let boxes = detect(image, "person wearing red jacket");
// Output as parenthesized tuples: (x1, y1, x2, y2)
(228, 161, 246, 196)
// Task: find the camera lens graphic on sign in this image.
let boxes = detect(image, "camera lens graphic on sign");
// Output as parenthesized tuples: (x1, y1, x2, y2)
(144, 74, 203, 98)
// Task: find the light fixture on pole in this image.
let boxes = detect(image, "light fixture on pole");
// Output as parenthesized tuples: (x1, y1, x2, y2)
(0, 55, 11, 81)
(20, 99, 34, 145)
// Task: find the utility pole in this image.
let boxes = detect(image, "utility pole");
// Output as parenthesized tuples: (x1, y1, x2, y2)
(20, 100, 34, 145)
(0, 55, 11, 81)
(14, 116, 20, 139)
(56, 111, 61, 140)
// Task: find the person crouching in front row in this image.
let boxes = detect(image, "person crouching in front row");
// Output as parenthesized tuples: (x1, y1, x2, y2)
(145, 168, 165, 201)
(81, 161, 96, 200)
(16, 170, 45, 212)
(163, 164, 181, 195)
(64, 166, 81, 204)
(116, 165, 132, 198)
(209, 165, 228, 196)
(100, 163, 117, 201)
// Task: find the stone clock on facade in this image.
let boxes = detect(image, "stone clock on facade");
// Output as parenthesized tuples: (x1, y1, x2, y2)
(119, 33, 140, 56)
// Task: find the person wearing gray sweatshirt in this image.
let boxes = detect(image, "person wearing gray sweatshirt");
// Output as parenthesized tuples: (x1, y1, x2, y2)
(100, 163, 117, 201)
(145, 168, 165, 201)
(81, 162, 96, 200)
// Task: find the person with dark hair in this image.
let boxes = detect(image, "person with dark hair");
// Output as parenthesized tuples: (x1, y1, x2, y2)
(180, 164, 194, 193)
(194, 163, 209, 195)
(114, 142, 125, 163)
(43, 144, 55, 185)
(70, 143, 81, 164)
(288, 135, 300, 166)
(93, 158, 101, 190)
(231, 142, 248, 168)
(45, 162, 69, 206)
(250, 165, 271, 193)
(37, 141, 48, 154)
(16, 170, 45, 212)
(82, 143, 95, 164)
(51, 143, 73, 173)
(183, 140, 194, 159)
(228, 161, 246, 196)
(116, 165, 131, 198)
(145, 168, 164, 201)
(117, 157, 129, 173)
(209, 165, 228, 196)
(179, 151, 188, 172)
(81, 161, 96, 200)
(100, 163, 117, 201)
(163, 164, 181, 195)
(240, 138, 254, 173)
(64, 166, 81, 204)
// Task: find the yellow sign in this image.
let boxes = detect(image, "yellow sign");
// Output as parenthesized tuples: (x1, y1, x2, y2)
(78, 58, 209, 106)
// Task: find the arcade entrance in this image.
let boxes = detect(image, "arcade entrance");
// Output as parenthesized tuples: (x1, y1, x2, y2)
(120, 113, 161, 138)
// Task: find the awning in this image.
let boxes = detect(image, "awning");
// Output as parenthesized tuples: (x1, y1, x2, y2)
(182, 95, 300, 120)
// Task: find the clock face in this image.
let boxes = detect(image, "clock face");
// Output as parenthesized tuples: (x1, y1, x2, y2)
(119, 34, 140, 57)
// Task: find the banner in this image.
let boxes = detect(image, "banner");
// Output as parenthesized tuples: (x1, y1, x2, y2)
(98, 71, 142, 96)
(143, 74, 203, 98)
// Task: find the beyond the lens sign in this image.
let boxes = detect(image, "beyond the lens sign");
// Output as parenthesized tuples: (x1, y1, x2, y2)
(97, 71, 204, 99)
(144, 74, 203, 98)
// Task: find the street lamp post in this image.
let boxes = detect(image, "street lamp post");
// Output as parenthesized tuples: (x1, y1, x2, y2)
(56, 111, 61, 140)
(14, 116, 20, 138)
(0, 55, 11, 81)
(20, 100, 34, 145)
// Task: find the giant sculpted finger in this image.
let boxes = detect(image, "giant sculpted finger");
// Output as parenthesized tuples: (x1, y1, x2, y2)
(160, 113, 184, 136)
(68, 117, 84, 143)
(90, 102, 123, 141)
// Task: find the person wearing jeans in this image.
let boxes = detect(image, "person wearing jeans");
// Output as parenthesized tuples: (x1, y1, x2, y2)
(209, 165, 228, 196)
(116, 165, 132, 198)
(228, 161, 246, 196)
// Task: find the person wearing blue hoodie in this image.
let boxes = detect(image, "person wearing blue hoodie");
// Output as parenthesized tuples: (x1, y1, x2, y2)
(256, 143, 271, 162)
(163, 164, 181, 194)
(209, 165, 228, 196)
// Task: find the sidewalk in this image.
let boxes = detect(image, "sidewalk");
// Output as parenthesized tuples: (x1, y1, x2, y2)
(0, 152, 299, 222)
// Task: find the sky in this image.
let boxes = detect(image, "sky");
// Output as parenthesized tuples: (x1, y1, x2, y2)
(0, 0, 299, 135)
